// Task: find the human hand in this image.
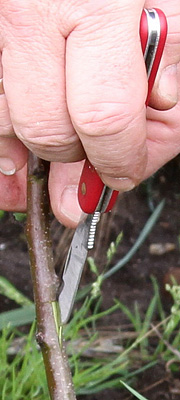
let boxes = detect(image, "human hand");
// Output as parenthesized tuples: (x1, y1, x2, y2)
(0, 0, 179, 227)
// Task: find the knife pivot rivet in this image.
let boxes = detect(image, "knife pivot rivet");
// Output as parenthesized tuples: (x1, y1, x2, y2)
(81, 182, 87, 196)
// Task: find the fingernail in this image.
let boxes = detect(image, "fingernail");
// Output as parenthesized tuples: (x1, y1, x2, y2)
(101, 174, 135, 192)
(0, 78, 4, 95)
(60, 185, 83, 224)
(0, 158, 16, 176)
(158, 64, 178, 104)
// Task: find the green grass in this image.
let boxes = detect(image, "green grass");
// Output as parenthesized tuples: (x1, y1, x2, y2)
(120, 381, 149, 400)
(1, 200, 180, 398)
(0, 300, 153, 399)
(1, 272, 180, 399)
(0, 323, 48, 400)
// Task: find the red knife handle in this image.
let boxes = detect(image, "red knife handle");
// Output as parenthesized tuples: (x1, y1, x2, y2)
(140, 8, 168, 105)
(78, 8, 167, 214)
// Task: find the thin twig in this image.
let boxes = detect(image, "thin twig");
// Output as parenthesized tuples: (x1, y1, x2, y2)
(26, 152, 76, 400)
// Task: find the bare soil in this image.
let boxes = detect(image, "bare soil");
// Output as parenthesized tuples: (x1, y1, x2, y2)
(1, 157, 180, 399)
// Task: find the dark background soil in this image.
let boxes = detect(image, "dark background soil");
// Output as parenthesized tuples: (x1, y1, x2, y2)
(1, 157, 180, 399)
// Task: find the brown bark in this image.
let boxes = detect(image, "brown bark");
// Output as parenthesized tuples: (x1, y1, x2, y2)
(26, 152, 76, 400)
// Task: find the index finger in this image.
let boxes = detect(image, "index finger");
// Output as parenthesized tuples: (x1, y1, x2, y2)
(66, 0, 147, 191)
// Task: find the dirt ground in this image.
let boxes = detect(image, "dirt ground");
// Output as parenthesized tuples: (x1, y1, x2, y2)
(1, 157, 180, 399)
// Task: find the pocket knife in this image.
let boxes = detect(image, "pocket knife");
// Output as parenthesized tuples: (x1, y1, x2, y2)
(58, 8, 167, 324)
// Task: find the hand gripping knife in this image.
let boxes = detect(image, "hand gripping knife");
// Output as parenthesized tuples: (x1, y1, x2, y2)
(58, 8, 167, 324)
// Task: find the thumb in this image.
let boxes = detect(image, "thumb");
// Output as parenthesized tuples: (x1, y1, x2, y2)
(147, 0, 180, 110)
(149, 64, 178, 110)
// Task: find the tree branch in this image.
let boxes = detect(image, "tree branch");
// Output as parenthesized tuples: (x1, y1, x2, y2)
(26, 152, 76, 400)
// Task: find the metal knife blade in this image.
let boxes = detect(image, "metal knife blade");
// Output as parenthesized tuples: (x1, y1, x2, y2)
(58, 214, 94, 324)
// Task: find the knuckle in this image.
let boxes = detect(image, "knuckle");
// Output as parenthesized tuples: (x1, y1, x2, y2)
(15, 120, 79, 160)
(0, 104, 13, 136)
(0, 122, 14, 136)
(73, 103, 138, 138)
(0, 1, 33, 32)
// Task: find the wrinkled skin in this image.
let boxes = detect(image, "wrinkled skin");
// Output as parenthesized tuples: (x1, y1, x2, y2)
(0, 0, 180, 227)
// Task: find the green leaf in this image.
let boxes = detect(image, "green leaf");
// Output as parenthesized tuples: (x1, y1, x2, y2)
(13, 212, 26, 221)
(0, 276, 32, 306)
(0, 305, 35, 330)
(0, 210, 5, 219)
(120, 381, 148, 400)
(106, 231, 123, 263)
(88, 257, 99, 276)
(103, 199, 165, 280)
